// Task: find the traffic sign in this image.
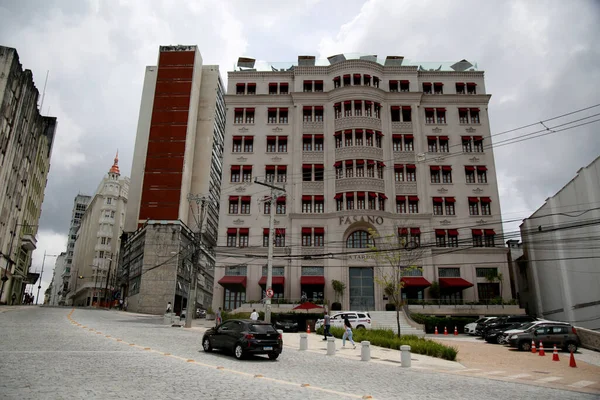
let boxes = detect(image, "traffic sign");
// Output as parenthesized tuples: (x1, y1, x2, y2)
(265, 288, 274, 298)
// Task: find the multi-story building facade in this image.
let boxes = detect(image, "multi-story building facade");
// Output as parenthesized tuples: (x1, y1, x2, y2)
(119, 45, 224, 314)
(520, 156, 600, 330)
(213, 54, 509, 312)
(67, 154, 129, 306)
(48, 251, 66, 306)
(59, 194, 91, 305)
(0, 46, 57, 305)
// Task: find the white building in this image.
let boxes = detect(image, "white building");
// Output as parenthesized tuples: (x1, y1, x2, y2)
(48, 252, 66, 306)
(59, 194, 91, 305)
(520, 156, 600, 330)
(213, 54, 510, 312)
(68, 154, 129, 306)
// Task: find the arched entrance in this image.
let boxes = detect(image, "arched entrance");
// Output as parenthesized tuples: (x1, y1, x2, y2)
(344, 222, 377, 311)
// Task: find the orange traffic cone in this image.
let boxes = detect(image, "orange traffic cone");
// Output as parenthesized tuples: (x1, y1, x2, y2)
(306, 324, 310, 334)
(444, 326, 448, 335)
(538, 341, 545, 356)
(454, 326, 458, 336)
(552, 345, 560, 361)
(531, 340, 537, 353)
(434, 326, 438, 335)
(569, 351, 577, 368)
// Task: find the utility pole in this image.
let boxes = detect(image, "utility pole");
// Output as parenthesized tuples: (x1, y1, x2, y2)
(36, 252, 58, 305)
(185, 194, 208, 328)
(103, 255, 113, 308)
(254, 178, 286, 323)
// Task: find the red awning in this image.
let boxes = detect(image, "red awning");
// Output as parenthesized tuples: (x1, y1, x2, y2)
(269, 82, 277, 87)
(430, 165, 440, 171)
(424, 107, 434, 112)
(239, 228, 249, 234)
(436, 108, 446, 112)
(439, 135, 449, 141)
(439, 278, 473, 289)
(399, 228, 408, 235)
(445, 197, 456, 203)
(266, 135, 276, 140)
(484, 229, 496, 235)
(379, 193, 388, 200)
(442, 166, 452, 171)
(369, 192, 377, 198)
(458, 107, 468, 112)
(333, 161, 342, 168)
(247, 83, 256, 87)
(302, 227, 312, 234)
(301, 276, 325, 286)
(406, 164, 416, 170)
(435, 229, 446, 236)
(401, 277, 432, 288)
(346, 192, 354, 197)
(356, 159, 365, 165)
(427, 136, 437, 141)
(241, 196, 251, 202)
(315, 105, 324, 110)
(433, 197, 443, 203)
(242, 165, 252, 171)
(345, 160, 353, 166)
(448, 229, 459, 236)
(465, 166, 475, 171)
(400, 80, 409, 84)
(456, 82, 465, 87)
(423, 82, 432, 86)
(357, 192, 365, 198)
(265, 165, 275, 171)
(268, 107, 277, 112)
(467, 82, 477, 86)
(392, 134, 402, 139)
(231, 165, 240, 171)
(462, 136, 472, 141)
(408, 196, 419, 202)
(472, 229, 483, 236)
(480, 197, 492, 203)
(302, 164, 312, 169)
(314, 227, 325, 234)
(470, 108, 480, 112)
(236, 83, 245, 87)
(410, 228, 421, 235)
(395, 164, 404, 170)
(258, 276, 285, 286)
(218, 276, 247, 288)
(314, 134, 324, 139)
(314, 195, 324, 201)
(232, 136, 242, 140)
(303, 106, 312, 110)
(334, 193, 343, 200)
(473, 135, 483, 141)
(229, 196, 239, 202)
(245, 108, 255, 112)
(404, 134, 414, 139)
(302, 195, 312, 201)
(396, 195, 406, 201)
(227, 228, 237, 234)
(277, 165, 287, 171)
(434, 82, 443, 86)
(477, 166, 488, 172)
(468, 197, 479, 203)
(391, 106, 401, 110)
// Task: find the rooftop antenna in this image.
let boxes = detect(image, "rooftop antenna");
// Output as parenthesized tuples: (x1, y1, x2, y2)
(39, 70, 49, 112)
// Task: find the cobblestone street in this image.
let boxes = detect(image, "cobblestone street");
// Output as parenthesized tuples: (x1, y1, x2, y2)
(1, 307, 598, 400)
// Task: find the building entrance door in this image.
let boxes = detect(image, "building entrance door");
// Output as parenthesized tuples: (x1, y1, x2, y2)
(349, 267, 374, 311)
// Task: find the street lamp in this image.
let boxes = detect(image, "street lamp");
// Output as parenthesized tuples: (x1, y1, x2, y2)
(36, 251, 59, 305)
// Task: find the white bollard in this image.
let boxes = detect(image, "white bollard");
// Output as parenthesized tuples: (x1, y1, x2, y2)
(400, 345, 411, 368)
(361, 341, 371, 361)
(277, 329, 284, 336)
(326, 336, 336, 355)
(299, 333, 308, 351)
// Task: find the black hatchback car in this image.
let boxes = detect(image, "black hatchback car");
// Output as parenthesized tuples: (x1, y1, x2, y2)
(202, 319, 283, 360)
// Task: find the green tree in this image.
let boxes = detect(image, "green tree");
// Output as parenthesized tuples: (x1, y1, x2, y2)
(331, 279, 346, 304)
(485, 270, 504, 303)
(368, 228, 424, 338)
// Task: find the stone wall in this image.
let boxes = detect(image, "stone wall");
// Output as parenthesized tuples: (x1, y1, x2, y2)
(577, 327, 600, 351)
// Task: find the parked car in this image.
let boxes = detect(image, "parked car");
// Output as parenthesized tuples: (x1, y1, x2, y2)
(475, 317, 498, 336)
(480, 315, 537, 337)
(202, 319, 283, 360)
(465, 317, 496, 335)
(196, 309, 206, 319)
(499, 320, 566, 344)
(275, 319, 298, 332)
(507, 323, 580, 352)
(315, 312, 372, 330)
(484, 322, 525, 344)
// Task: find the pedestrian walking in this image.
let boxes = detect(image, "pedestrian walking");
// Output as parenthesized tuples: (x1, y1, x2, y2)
(250, 309, 259, 321)
(215, 307, 222, 326)
(342, 316, 356, 349)
(322, 311, 331, 340)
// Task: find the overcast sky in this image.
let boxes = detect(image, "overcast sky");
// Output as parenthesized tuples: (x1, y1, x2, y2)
(1, 0, 599, 301)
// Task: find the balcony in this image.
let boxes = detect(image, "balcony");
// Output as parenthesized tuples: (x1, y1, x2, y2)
(302, 121, 324, 133)
(302, 151, 324, 163)
(21, 233, 37, 251)
(336, 177, 385, 193)
(393, 151, 415, 162)
(335, 146, 383, 160)
(302, 181, 324, 194)
(391, 121, 413, 133)
(395, 182, 418, 194)
(334, 116, 381, 131)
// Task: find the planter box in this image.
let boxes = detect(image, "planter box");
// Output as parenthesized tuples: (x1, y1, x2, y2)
(407, 304, 525, 316)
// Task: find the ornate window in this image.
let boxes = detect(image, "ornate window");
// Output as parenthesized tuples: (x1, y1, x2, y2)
(346, 230, 374, 248)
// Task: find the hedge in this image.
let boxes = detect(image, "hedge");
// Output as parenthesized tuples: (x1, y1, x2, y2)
(316, 326, 458, 361)
(410, 313, 478, 334)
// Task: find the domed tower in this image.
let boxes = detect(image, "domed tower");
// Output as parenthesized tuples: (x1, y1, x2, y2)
(108, 151, 120, 179)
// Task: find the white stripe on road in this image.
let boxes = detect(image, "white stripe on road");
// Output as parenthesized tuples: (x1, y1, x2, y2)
(480, 371, 506, 376)
(535, 377, 562, 383)
(568, 381, 596, 388)
(505, 374, 531, 380)
(454, 369, 482, 373)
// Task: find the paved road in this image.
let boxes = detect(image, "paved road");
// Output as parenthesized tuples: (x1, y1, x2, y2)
(1, 307, 598, 400)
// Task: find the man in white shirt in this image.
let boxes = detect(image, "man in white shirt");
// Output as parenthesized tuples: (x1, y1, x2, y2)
(250, 309, 259, 321)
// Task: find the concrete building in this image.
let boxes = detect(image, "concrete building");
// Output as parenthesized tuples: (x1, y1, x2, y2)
(213, 54, 510, 312)
(0, 46, 57, 305)
(48, 251, 66, 306)
(58, 194, 91, 305)
(520, 156, 600, 330)
(119, 45, 224, 314)
(67, 154, 129, 307)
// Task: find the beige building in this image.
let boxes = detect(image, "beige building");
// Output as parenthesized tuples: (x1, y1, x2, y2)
(213, 54, 509, 312)
(119, 45, 224, 315)
(68, 154, 129, 306)
(48, 251, 66, 306)
(0, 46, 56, 305)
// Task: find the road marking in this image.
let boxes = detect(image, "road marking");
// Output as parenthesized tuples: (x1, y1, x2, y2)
(569, 381, 596, 388)
(505, 374, 531, 380)
(481, 371, 505, 376)
(535, 377, 562, 383)
(454, 369, 482, 373)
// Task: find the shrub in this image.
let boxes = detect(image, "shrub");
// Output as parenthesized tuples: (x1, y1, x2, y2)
(316, 326, 458, 361)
